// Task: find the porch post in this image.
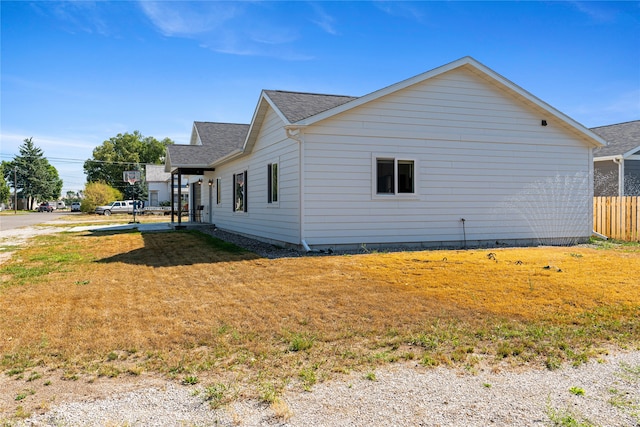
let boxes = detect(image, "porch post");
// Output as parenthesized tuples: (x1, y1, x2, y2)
(177, 172, 182, 226)
(171, 171, 175, 224)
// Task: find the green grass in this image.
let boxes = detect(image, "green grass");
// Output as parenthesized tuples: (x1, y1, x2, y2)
(589, 237, 640, 250)
(288, 333, 315, 352)
(569, 386, 585, 396)
(203, 382, 233, 408)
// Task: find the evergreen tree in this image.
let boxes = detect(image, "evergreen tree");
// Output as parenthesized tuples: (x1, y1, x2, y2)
(5, 138, 63, 209)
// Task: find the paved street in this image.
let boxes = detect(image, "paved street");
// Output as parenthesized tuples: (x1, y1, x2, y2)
(0, 211, 73, 232)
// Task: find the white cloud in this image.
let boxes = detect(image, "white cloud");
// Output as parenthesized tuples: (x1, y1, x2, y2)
(137, 1, 313, 60)
(138, 1, 242, 36)
(1, 132, 96, 161)
(309, 3, 339, 35)
(31, 1, 112, 36)
(374, 1, 426, 23)
(570, 1, 619, 23)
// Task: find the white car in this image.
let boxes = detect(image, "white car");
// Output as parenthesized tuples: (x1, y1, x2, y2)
(71, 202, 81, 212)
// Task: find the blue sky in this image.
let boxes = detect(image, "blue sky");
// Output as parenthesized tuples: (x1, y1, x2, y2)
(1, 1, 639, 194)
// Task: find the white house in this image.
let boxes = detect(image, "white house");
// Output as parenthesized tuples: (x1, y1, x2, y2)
(145, 164, 189, 207)
(165, 57, 605, 250)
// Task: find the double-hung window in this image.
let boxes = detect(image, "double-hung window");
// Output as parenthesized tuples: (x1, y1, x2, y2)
(233, 171, 247, 212)
(267, 163, 278, 204)
(375, 157, 416, 196)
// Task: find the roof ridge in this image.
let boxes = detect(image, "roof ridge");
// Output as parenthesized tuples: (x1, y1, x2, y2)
(194, 121, 250, 126)
(264, 89, 357, 98)
(591, 119, 640, 130)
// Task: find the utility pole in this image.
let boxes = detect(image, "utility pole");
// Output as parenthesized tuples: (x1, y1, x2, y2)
(13, 166, 17, 214)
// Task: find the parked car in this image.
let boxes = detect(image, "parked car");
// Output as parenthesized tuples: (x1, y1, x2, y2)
(38, 202, 55, 212)
(56, 201, 66, 210)
(70, 202, 81, 212)
(95, 200, 140, 216)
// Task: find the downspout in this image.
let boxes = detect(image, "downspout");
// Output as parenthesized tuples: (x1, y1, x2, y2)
(286, 126, 312, 252)
(613, 156, 624, 197)
(613, 156, 625, 239)
(593, 156, 623, 240)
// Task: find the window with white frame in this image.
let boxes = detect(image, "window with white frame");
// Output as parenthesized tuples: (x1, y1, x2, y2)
(233, 171, 247, 212)
(267, 162, 278, 204)
(375, 157, 416, 195)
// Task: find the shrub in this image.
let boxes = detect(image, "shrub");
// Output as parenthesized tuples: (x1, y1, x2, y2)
(82, 182, 122, 213)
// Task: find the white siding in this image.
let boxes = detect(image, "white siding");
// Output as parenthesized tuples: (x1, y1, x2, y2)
(300, 68, 593, 247)
(208, 107, 301, 245)
(147, 181, 171, 206)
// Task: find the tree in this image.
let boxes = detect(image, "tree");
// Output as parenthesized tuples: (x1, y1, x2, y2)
(83, 131, 173, 197)
(0, 163, 11, 205)
(81, 182, 122, 213)
(65, 190, 78, 203)
(4, 138, 63, 210)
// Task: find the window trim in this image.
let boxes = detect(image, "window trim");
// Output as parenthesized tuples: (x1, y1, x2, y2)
(372, 154, 419, 199)
(267, 161, 279, 205)
(233, 170, 248, 213)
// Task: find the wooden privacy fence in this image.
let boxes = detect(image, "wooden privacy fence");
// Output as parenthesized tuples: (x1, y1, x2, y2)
(593, 196, 640, 241)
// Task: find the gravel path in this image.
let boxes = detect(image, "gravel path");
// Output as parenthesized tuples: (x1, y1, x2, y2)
(20, 350, 640, 426)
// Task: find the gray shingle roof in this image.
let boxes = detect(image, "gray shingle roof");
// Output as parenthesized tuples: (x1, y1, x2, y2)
(193, 122, 249, 149)
(264, 90, 357, 123)
(145, 164, 170, 182)
(592, 120, 640, 157)
(167, 122, 249, 168)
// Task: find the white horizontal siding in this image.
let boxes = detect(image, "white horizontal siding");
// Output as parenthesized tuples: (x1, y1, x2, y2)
(210, 107, 301, 245)
(301, 67, 593, 247)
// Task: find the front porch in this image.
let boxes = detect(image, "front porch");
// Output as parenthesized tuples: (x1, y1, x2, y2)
(169, 167, 215, 228)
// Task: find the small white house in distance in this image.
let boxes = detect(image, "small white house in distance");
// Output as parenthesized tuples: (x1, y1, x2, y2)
(165, 56, 605, 250)
(145, 164, 189, 207)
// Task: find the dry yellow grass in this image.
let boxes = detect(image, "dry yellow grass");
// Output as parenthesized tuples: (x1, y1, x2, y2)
(1, 230, 639, 408)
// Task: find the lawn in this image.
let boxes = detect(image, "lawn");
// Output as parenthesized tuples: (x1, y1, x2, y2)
(1, 229, 639, 416)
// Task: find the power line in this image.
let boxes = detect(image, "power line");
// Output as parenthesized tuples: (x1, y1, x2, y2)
(1, 153, 156, 166)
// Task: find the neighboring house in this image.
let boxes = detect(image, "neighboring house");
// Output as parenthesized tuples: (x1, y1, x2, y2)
(145, 164, 189, 207)
(591, 120, 640, 197)
(165, 56, 605, 250)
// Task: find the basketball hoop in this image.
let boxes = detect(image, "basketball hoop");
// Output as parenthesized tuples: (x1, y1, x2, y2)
(123, 170, 142, 224)
(123, 170, 141, 186)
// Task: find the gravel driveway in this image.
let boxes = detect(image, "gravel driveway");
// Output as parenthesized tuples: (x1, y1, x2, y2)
(19, 350, 640, 426)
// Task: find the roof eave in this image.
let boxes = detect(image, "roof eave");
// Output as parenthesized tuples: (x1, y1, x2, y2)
(190, 123, 201, 146)
(623, 146, 640, 158)
(164, 151, 173, 173)
(594, 155, 623, 162)
(211, 148, 244, 168)
(242, 91, 292, 154)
